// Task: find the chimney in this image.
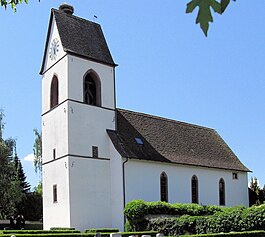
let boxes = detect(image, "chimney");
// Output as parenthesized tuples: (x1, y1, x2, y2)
(59, 3, 74, 15)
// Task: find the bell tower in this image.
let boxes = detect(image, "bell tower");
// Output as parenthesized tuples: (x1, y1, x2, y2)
(40, 4, 117, 230)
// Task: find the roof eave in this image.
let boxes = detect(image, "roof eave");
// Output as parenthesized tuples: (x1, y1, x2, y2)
(39, 9, 55, 75)
(65, 50, 118, 67)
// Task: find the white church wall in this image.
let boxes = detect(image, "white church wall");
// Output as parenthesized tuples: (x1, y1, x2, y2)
(125, 159, 248, 207)
(68, 156, 112, 231)
(42, 105, 68, 164)
(42, 55, 68, 114)
(67, 55, 115, 109)
(109, 142, 125, 231)
(43, 157, 70, 230)
(67, 100, 115, 158)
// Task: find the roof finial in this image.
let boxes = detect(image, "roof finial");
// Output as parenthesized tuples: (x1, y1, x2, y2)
(59, 3, 74, 15)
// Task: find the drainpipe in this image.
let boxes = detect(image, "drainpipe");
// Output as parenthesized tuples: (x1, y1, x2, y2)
(122, 157, 129, 229)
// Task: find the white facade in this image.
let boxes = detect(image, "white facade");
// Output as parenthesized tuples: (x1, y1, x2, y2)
(124, 159, 249, 207)
(41, 6, 249, 233)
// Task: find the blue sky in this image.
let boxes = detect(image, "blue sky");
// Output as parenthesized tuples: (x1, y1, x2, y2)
(0, 0, 264, 189)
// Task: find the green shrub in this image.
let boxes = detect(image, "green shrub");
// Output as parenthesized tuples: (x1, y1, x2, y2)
(0, 222, 43, 230)
(124, 200, 221, 231)
(125, 200, 265, 234)
(180, 230, 265, 237)
(124, 221, 133, 232)
(50, 228, 76, 230)
(0, 234, 83, 237)
(1, 230, 81, 234)
(84, 229, 119, 233)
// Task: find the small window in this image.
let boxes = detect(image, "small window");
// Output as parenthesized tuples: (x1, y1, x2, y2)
(232, 173, 238, 180)
(50, 75, 59, 109)
(191, 175, 199, 204)
(92, 146, 98, 158)
(135, 137, 144, 145)
(53, 148, 56, 160)
(160, 172, 168, 202)
(219, 178, 225, 206)
(53, 184, 58, 203)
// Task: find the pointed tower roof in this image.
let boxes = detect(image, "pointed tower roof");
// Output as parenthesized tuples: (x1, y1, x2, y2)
(40, 4, 116, 74)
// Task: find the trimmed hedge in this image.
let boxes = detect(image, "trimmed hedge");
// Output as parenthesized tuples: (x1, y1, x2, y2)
(180, 230, 265, 237)
(0, 230, 81, 234)
(0, 231, 158, 237)
(124, 200, 221, 231)
(0, 234, 83, 237)
(0, 222, 43, 230)
(147, 205, 265, 236)
(50, 228, 76, 231)
(85, 229, 119, 233)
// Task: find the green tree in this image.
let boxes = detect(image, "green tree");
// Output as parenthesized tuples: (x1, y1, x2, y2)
(34, 182, 42, 195)
(33, 128, 42, 175)
(250, 177, 259, 195)
(13, 154, 31, 193)
(0, 111, 23, 218)
(249, 176, 265, 205)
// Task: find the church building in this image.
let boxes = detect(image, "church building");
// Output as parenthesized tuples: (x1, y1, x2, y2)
(40, 4, 250, 231)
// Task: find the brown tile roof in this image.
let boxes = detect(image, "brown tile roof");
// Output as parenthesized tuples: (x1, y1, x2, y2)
(40, 8, 116, 74)
(107, 109, 250, 172)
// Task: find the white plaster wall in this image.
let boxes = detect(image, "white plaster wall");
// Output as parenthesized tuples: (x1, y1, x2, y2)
(67, 55, 115, 109)
(125, 159, 249, 207)
(42, 104, 68, 164)
(43, 157, 70, 230)
(68, 156, 111, 231)
(67, 100, 115, 158)
(42, 55, 68, 114)
(43, 16, 66, 74)
(109, 142, 124, 231)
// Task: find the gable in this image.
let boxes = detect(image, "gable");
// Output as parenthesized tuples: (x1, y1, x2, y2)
(40, 13, 66, 75)
(40, 9, 116, 75)
(108, 109, 250, 172)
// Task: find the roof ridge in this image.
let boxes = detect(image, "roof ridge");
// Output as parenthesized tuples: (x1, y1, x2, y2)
(117, 108, 215, 131)
(52, 8, 101, 27)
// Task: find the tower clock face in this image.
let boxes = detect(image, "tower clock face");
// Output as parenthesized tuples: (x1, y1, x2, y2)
(49, 38, 59, 61)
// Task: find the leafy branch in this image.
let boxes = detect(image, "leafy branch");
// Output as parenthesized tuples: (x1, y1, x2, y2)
(0, 0, 28, 12)
(186, 0, 236, 36)
(1, 0, 235, 36)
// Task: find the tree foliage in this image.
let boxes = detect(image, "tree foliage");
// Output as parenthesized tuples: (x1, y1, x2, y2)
(33, 128, 42, 175)
(13, 154, 31, 193)
(0, 0, 28, 12)
(186, 0, 235, 36)
(0, 111, 23, 218)
(249, 177, 265, 206)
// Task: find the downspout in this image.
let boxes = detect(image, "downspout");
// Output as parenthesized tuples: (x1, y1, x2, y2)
(122, 157, 129, 230)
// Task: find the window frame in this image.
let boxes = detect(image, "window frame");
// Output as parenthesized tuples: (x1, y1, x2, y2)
(160, 172, 168, 202)
(191, 175, 199, 204)
(83, 70, 101, 106)
(219, 178, 225, 206)
(50, 75, 59, 109)
(53, 184, 58, 203)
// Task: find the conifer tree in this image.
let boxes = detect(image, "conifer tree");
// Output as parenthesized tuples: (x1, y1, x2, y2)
(13, 154, 31, 194)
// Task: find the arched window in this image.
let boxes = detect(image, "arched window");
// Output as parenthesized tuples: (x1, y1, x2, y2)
(191, 175, 199, 204)
(83, 71, 101, 106)
(160, 172, 168, 202)
(50, 75, 59, 109)
(219, 178, 225, 206)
